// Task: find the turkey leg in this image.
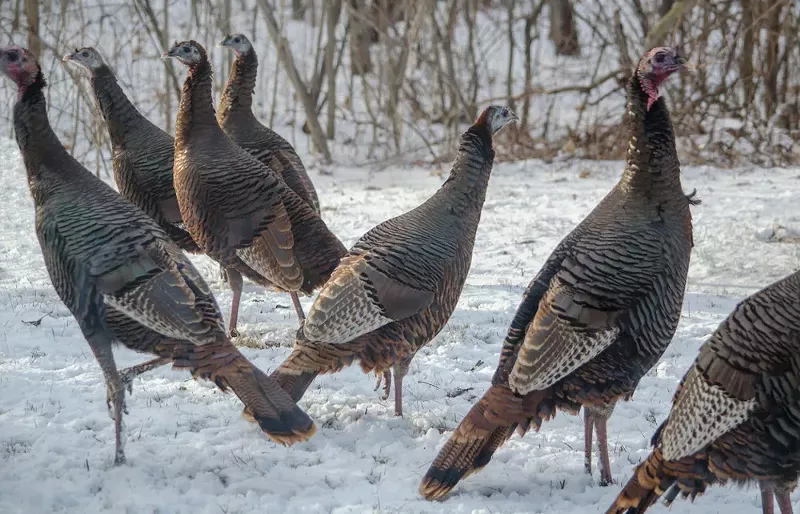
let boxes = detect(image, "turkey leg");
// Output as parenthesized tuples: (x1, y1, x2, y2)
(226, 267, 243, 338)
(374, 370, 392, 400)
(584, 408, 594, 476)
(585, 404, 615, 486)
(594, 413, 613, 486)
(392, 357, 412, 417)
(290, 292, 306, 322)
(86, 332, 127, 465)
(764, 481, 796, 514)
(776, 490, 794, 514)
(119, 357, 172, 393)
(762, 482, 775, 514)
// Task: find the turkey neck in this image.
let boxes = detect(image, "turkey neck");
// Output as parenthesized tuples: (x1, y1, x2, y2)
(440, 126, 495, 217)
(14, 75, 86, 202)
(175, 59, 217, 145)
(619, 74, 683, 201)
(91, 66, 148, 147)
(15, 76, 69, 174)
(218, 49, 257, 122)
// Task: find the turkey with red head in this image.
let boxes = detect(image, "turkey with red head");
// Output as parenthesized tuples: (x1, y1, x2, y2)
(419, 46, 697, 500)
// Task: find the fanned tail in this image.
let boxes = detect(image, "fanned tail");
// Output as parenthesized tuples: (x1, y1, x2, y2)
(420, 384, 531, 500)
(171, 340, 316, 445)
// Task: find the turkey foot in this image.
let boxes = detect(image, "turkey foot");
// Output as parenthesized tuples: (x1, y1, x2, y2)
(374, 370, 391, 400)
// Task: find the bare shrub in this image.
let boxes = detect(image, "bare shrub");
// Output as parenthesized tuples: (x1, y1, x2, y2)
(0, 0, 797, 169)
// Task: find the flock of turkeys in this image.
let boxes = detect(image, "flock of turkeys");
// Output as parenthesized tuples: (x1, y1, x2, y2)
(0, 37, 797, 514)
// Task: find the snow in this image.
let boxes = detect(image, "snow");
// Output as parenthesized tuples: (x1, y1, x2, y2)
(1, 135, 799, 513)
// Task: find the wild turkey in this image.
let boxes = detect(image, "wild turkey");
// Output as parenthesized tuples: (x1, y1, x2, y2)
(62, 47, 200, 254)
(270, 105, 518, 418)
(218, 33, 320, 214)
(606, 270, 800, 514)
(419, 46, 696, 500)
(0, 45, 315, 464)
(163, 40, 345, 336)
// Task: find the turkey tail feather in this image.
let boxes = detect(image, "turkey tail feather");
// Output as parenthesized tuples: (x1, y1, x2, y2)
(420, 385, 527, 500)
(270, 369, 320, 402)
(605, 449, 668, 514)
(171, 341, 316, 445)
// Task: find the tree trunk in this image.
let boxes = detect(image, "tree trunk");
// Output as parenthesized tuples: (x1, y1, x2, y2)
(162, 0, 172, 133)
(12, 0, 23, 31)
(506, 0, 517, 112)
(256, 0, 332, 162)
(659, 0, 675, 17)
(24, 0, 41, 59)
(645, 0, 698, 48)
(547, 0, 579, 56)
(292, 0, 306, 21)
(325, 0, 343, 139)
(349, 0, 372, 75)
(739, 0, 755, 105)
(764, 0, 783, 118)
(387, 1, 431, 150)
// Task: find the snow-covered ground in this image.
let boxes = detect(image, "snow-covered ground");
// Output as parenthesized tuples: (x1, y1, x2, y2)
(1, 135, 799, 513)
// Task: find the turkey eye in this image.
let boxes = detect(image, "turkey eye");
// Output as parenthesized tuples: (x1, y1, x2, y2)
(7, 51, 18, 62)
(81, 51, 88, 57)
(233, 37, 241, 43)
(501, 108, 508, 117)
(183, 45, 191, 53)
(655, 53, 665, 63)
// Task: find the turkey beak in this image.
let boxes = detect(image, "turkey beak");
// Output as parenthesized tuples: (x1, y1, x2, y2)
(510, 111, 519, 123)
(61, 52, 75, 63)
(675, 54, 694, 72)
(161, 49, 175, 60)
(217, 37, 230, 48)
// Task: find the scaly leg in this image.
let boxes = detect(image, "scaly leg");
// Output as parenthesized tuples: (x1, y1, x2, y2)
(586, 403, 616, 486)
(119, 357, 172, 393)
(595, 413, 613, 486)
(290, 292, 306, 323)
(776, 491, 793, 514)
(775, 480, 795, 514)
(762, 482, 776, 514)
(373, 370, 391, 400)
(86, 333, 126, 465)
(584, 408, 594, 476)
(392, 357, 412, 417)
(226, 268, 243, 338)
